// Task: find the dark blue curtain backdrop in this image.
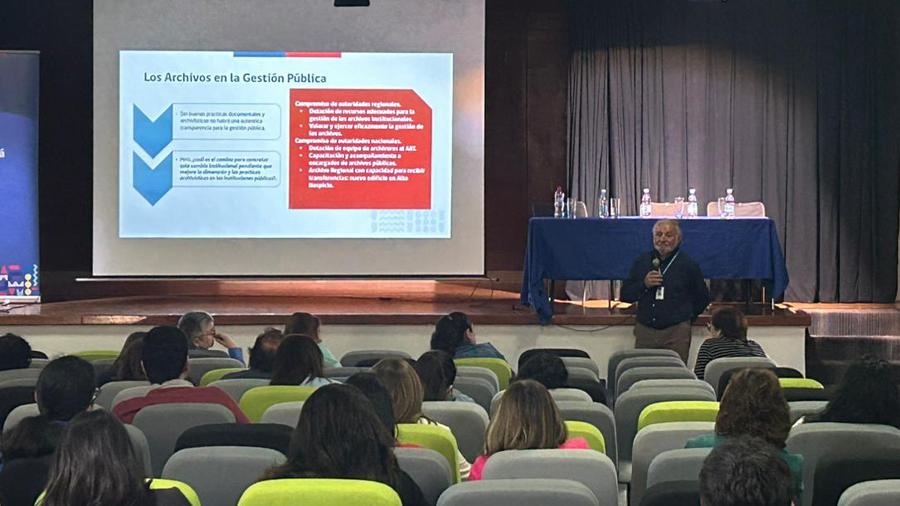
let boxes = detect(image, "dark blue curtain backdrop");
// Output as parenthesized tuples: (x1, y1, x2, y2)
(567, 0, 900, 302)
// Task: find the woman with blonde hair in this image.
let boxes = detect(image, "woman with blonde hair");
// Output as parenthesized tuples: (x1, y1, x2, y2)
(372, 358, 471, 479)
(469, 379, 589, 480)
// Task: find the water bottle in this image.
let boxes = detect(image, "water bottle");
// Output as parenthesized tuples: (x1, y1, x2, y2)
(553, 186, 565, 218)
(687, 188, 698, 218)
(598, 189, 609, 218)
(639, 188, 652, 217)
(724, 188, 736, 218)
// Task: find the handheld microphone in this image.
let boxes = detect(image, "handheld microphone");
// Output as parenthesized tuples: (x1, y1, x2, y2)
(651, 258, 660, 271)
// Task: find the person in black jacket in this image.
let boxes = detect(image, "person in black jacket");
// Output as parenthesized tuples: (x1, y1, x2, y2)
(621, 220, 710, 362)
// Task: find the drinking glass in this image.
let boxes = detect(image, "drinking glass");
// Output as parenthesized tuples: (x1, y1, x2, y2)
(717, 197, 726, 218)
(674, 197, 685, 219)
(566, 197, 576, 218)
(609, 197, 621, 219)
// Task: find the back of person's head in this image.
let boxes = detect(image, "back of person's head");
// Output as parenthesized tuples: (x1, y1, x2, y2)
(248, 328, 285, 373)
(176, 311, 214, 345)
(264, 384, 397, 485)
(141, 326, 189, 384)
(414, 350, 457, 401)
(716, 368, 790, 448)
(429, 311, 472, 355)
(486, 379, 567, 455)
(710, 307, 749, 342)
(517, 352, 568, 390)
(814, 356, 900, 427)
(0, 415, 63, 460)
(42, 410, 153, 506)
(372, 357, 424, 423)
(284, 312, 321, 341)
(114, 333, 147, 381)
(270, 334, 324, 386)
(345, 372, 397, 437)
(0, 333, 32, 370)
(36, 356, 96, 421)
(699, 435, 793, 506)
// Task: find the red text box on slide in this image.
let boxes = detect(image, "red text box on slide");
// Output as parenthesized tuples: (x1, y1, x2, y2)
(289, 89, 432, 209)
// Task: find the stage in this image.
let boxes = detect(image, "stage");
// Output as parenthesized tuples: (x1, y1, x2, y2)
(0, 278, 821, 376)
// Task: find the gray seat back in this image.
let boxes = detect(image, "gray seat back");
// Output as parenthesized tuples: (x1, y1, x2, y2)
(97, 380, 151, 410)
(111, 384, 157, 409)
(629, 379, 715, 397)
(562, 357, 600, 376)
(568, 366, 601, 383)
(630, 422, 715, 505)
(615, 356, 685, 387)
(788, 401, 828, 424)
(456, 366, 500, 392)
(786, 423, 900, 506)
(29, 359, 49, 369)
(187, 357, 245, 385)
(132, 402, 237, 476)
(163, 446, 285, 505)
(482, 449, 617, 506)
(323, 366, 370, 379)
(0, 368, 41, 385)
(607, 349, 682, 404)
(259, 401, 305, 427)
(646, 447, 712, 490)
(396, 447, 453, 506)
(453, 376, 496, 413)
(550, 388, 593, 403)
(704, 356, 776, 394)
(422, 401, 490, 462)
(617, 367, 695, 399)
(125, 424, 154, 477)
(556, 401, 617, 467)
(838, 480, 900, 506)
(437, 478, 600, 506)
(208, 378, 271, 402)
(340, 349, 411, 367)
(614, 387, 716, 479)
(2, 402, 40, 433)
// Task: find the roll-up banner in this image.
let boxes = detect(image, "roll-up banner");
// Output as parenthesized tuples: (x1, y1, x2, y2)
(0, 51, 40, 303)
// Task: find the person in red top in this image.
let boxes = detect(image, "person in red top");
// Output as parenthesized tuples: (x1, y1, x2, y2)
(469, 379, 590, 480)
(113, 326, 249, 424)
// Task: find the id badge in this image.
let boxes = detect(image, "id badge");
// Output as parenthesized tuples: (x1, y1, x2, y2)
(655, 286, 665, 300)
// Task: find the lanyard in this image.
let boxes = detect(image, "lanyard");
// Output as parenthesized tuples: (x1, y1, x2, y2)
(660, 251, 680, 276)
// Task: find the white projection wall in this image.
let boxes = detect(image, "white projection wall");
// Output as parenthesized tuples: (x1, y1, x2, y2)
(93, 0, 484, 275)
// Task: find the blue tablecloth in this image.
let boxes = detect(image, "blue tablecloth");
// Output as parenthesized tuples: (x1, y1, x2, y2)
(520, 217, 790, 322)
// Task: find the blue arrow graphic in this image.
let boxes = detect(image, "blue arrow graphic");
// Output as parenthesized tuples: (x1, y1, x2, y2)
(133, 152, 173, 205)
(133, 105, 173, 158)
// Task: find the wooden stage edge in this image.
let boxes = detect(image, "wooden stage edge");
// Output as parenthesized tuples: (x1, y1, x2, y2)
(0, 278, 827, 327)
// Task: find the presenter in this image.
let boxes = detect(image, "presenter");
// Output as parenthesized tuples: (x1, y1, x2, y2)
(620, 219, 710, 362)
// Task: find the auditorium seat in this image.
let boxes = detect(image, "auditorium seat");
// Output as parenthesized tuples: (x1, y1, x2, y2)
(812, 455, 900, 506)
(208, 378, 270, 402)
(187, 357, 244, 385)
(780, 377, 825, 390)
(2, 402, 38, 432)
(452, 375, 495, 413)
(149, 478, 201, 506)
(703, 356, 776, 395)
(396, 447, 454, 505)
(437, 479, 600, 506)
(788, 400, 828, 424)
(561, 357, 600, 377)
(0, 385, 37, 431)
(549, 388, 593, 403)
(163, 446, 286, 506)
(340, 349, 411, 367)
(96, 380, 151, 410)
(126, 424, 154, 477)
(629, 379, 715, 398)
(518, 348, 591, 369)
(259, 401, 304, 427)
(838, 480, 900, 506)
(0, 367, 41, 385)
(636, 401, 719, 432)
(629, 422, 715, 506)
(456, 365, 500, 392)
(132, 402, 237, 476)
(564, 421, 606, 454)
(481, 449, 617, 506)
(199, 367, 246, 386)
(556, 401, 617, 466)
(239, 478, 401, 506)
(617, 367, 696, 400)
(239, 385, 317, 422)
(607, 349, 682, 404)
(645, 448, 711, 491)
(72, 350, 120, 361)
(396, 423, 462, 483)
(28, 358, 49, 369)
(90, 357, 117, 381)
(422, 401, 489, 462)
(639, 480, 700, 506)
(615, 356, 685, 389)
(454, 358, 512, 390)
(174, 423, 292, 456)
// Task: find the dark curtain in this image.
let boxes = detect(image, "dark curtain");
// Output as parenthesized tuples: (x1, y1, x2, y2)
(567, 0, 900, 302)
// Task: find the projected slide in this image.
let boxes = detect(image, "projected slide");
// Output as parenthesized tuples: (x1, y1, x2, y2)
(119, 51, 452, 238)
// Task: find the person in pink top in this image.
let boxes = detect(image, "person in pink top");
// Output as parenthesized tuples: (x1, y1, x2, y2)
(469, 379, 590, 480)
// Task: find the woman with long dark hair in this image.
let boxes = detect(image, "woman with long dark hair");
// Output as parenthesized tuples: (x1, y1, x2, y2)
(269, 334, 337, 387)
(693, 307, 767, 379)
(804, 357, 900, 428)
(40, 410, 189, 506)
(262, 384, 428, 506)
(429, 312, 505, 360)
(283, 312, 339, 368)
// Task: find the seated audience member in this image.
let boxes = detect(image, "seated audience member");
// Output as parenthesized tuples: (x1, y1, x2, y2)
(41, 410, 190, 506)
(345, 373, 397, 438)
(686, 368, 803, 498)
(283, 312, 339, 368)
(516, 351, 568, 390)
(0, 333, 32, 371)
(700, 436, 794, 506)
(694, 307, 766, 379)
(0, 356, 96, 506)
(269, 334, 338, 387)
(413, 350, 475, 403)
(469, 379, 589, 481)
(429, 312, 505, 360)
(373, 358, 471, 479)
(177, 310, 244, 362)
(261, 384, 428, 506)
(97, 331, 148, 386)
(112, 326, 249, 423)
(801, 356, 900, 428)
(222, 328, 285, 380)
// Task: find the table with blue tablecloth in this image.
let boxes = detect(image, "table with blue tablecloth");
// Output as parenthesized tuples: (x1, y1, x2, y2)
(520, 217, 790, 323)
